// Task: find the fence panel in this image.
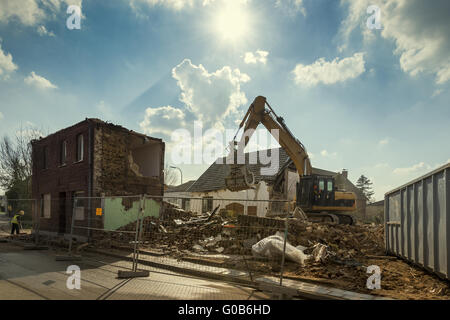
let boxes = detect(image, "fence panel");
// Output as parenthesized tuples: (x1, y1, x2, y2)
(136, 195, 293, 285)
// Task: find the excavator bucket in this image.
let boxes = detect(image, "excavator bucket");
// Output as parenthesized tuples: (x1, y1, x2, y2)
(225, 164, 256, 192)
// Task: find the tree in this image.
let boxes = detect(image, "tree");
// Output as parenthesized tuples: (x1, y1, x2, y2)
(356, 175, 375, 203)
(0, 125, 42, 198)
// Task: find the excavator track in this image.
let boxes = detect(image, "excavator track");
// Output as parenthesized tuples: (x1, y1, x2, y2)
(305, 212, 355, 225)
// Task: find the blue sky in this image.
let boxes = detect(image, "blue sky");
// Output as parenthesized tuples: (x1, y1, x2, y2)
(0, 0, 449, 200)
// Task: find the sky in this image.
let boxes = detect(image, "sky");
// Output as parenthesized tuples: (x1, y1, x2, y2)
(0, 0, 449, 200)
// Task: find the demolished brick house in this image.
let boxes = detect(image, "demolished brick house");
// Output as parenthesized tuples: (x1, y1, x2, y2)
(31, 118, 165, 239)
(165, 148, 366, 218)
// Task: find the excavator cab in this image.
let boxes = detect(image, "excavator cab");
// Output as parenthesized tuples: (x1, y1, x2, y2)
(297, 175, 356, 224)
(297, 175, 336, 210)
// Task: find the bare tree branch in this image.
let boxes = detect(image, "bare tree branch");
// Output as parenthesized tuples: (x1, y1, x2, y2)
(0, 124, 42, 194)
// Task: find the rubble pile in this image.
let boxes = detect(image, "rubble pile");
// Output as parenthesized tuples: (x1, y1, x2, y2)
(287, 220, 385, 260)
(160, 201, 195, 221)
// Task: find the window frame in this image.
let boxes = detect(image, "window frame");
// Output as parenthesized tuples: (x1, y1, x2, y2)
(60, 140, 67, 166)
(318, 180, 325, 191)
(76, 134, 84, 162)
(41, 194, 51, 218)
(202, 196, 213, 213)
(327, 180, 333, 192)
(42, 146, 48, 170)
(73, 191, 85, 221)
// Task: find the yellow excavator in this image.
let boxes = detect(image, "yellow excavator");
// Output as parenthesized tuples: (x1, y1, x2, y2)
(225, 96, 357, 225)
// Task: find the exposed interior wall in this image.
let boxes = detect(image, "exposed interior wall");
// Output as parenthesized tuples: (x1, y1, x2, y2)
(103, 197, 160, 231)
(93, 125, 164, 197)
(131, 142, 163, 178)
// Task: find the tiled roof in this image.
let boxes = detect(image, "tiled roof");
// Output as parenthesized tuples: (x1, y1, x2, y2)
(187, 148, 342, 193)
(188, 148, 290, 193)
(166, 180, 196, 192)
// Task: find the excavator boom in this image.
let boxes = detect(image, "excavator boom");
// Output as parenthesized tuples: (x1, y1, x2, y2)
(225, 96, 312, 192)
(224, 96, 357, 225)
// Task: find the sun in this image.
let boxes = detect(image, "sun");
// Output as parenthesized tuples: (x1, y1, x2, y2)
(213, 2, 252, 43)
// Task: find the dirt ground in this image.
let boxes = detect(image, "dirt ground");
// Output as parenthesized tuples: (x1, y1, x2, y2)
(2, 212, 449, 300)
(160, 220, 450, 300)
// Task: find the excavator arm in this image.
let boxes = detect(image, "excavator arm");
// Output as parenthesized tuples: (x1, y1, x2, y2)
(225, 96, 312, 191)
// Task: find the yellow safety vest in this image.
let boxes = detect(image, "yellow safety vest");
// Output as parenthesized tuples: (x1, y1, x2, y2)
(11, 214, 20, 225)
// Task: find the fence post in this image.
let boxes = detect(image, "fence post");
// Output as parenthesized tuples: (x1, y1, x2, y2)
(131, 196, 142, 272)
(6, 197, 9, 218)
(134, 195, 145, 272)
(34, 199, 39, 245)
(67, 201, 76, 256)
(279, 218, 288, 286)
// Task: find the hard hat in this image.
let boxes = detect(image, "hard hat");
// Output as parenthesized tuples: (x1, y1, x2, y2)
(19, 210, 25, 215)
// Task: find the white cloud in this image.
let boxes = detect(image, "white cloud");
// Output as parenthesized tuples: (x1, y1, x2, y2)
(96, 100, 116, 120)
(274, 0, 306, 16)
(339, 0, 450, 84)
(130, 0, 202, 12)
(172, 58, 250, 130)
(378, 138, 389, 146)
(292, 52, 366, 86)
(320, 150, 337, 157)
(432, 89, 443, 98)
(0, 43, 18, 79)
(244, 50, 269, 65)
(393, 162, 428, 175)
(130, 0, 305, 16)
(24, 71, 58, 89)
(0, 0, 83, 26)
(37, 25, 55, 37)
(140, 105, 186, 136)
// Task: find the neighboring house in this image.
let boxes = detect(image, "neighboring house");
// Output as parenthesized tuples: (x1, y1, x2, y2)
(31, 118, 165, 238)
(366, 200, 384, 223)
(165, 148, 366, 218)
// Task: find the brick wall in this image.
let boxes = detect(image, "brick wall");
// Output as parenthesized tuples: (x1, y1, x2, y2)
(32, 119, 165, 237)
(92, 124, 165, 197)
(31, 120, 91, 236)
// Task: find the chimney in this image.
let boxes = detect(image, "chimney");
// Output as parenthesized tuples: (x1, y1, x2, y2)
(342, 169, 348, 179)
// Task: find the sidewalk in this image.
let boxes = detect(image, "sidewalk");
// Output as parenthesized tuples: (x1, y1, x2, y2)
(88, 247, 389, 300)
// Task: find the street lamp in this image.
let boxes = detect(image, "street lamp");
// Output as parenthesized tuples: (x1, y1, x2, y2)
(170, 166, 183, 185)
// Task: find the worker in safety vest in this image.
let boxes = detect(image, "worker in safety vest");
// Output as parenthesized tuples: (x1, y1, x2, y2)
(10, 210, 24, 235)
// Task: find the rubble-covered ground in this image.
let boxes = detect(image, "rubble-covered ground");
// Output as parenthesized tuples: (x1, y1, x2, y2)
(3, 204, 448, 300)
(111, 205, 449, 300)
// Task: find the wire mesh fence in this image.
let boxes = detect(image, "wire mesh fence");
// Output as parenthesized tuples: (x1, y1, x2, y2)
(134, 195, 294, 285)
(3, 194, 305, 285)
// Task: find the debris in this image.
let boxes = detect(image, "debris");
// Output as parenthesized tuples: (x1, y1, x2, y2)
(292, 207, 308, 221)
(206, 205, 220, 222)
(311, 243, 329, 262)
(251, 231, 309, 265)
(215, 247, 225, 253)
(192, 244, 207, 252)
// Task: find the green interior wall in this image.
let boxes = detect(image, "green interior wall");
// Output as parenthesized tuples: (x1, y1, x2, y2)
(104, 198, 160, 231)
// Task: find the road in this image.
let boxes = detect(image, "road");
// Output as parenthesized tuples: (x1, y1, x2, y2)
(0, 242, 271, 300)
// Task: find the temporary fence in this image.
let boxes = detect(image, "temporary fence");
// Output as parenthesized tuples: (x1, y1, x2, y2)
(61, 195, 148, 276)
(6, 194, 312, 286)
(136, 195, 296, 286)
